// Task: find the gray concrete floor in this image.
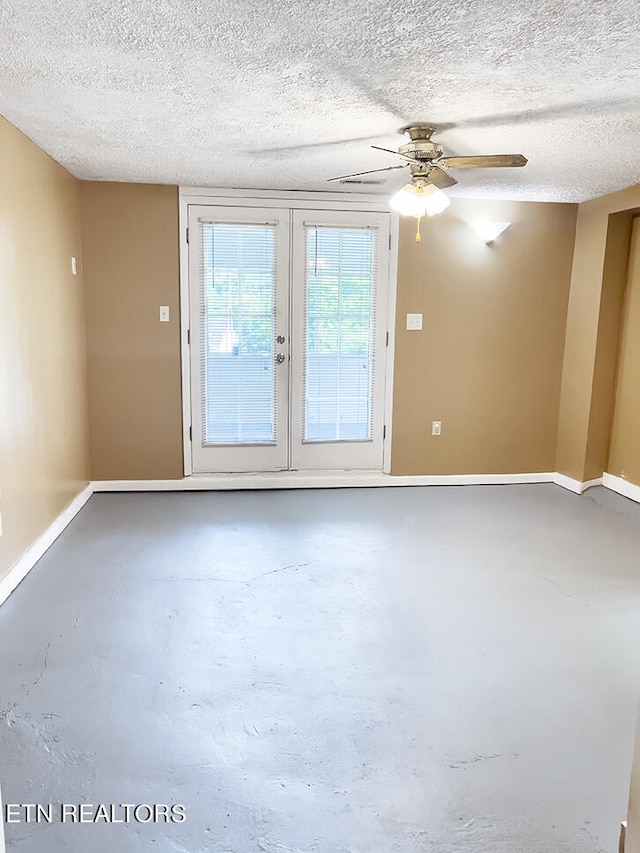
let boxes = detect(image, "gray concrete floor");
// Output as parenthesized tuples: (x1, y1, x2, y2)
(1, 485, 640, 852)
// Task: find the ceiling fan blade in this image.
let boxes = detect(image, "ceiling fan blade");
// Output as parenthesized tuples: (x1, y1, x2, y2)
(439, 154, 528, 169)
(327, 164, 408, 183)
(427, 166, 458, 189)
(371, 145, 420, 164)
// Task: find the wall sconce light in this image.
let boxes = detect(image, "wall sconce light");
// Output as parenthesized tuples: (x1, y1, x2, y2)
(470, 220, 511, 244)
(390, 179, 451, 243)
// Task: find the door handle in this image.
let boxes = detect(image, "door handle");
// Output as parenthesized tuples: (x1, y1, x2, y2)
(275, 353, 286, 364)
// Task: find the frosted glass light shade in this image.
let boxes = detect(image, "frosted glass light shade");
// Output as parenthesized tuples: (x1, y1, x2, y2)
(471, 220, 511, 243)
(390, 183, 427, 216)
(423, 185, 451, 216)
(390, 182, 451, 217)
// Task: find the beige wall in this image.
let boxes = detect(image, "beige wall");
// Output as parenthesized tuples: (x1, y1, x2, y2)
(555, 185, 640, 482)
(0, 116, 90, 581)
(79, 190, 578, 481)
(607, 216, 640, 486)
(80, 182, 183, 480)
(391, 198, 577, 475)
(583, 211, 634, 481)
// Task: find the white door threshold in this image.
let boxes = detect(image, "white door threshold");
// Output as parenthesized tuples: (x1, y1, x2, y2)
(92, 471, 556, 492)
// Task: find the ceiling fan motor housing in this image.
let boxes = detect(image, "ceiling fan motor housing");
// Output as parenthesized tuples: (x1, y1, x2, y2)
(399, 140, 443, 161)
(398, 126, 443, 161)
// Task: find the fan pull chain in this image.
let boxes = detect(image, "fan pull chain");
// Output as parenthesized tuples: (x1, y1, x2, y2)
(415, 215, 422, 243)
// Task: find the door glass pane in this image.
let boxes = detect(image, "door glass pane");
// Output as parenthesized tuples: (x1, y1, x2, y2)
(303, 226, 376, 442)
(200, 222, 277, 444)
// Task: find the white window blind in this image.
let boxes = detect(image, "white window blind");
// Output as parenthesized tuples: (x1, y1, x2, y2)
(199, 221, 278, 445)
(302, 225, 378, 443)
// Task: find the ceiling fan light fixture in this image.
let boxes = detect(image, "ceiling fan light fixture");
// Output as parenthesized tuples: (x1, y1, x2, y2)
(390, 181, 450, 218)
(471, 220, 511, 243)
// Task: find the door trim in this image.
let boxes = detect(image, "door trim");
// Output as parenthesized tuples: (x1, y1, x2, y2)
(179, 187, 399, 477)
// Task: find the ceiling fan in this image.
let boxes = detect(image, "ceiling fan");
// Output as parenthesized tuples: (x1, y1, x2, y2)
(328, 124, 527, 235)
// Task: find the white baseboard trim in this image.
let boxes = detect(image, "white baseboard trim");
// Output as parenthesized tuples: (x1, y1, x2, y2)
(0, 484, 93, 607)
(552, 473, 603, 494)
(602, 473, 640, 503)
(92, 471, 556, 491)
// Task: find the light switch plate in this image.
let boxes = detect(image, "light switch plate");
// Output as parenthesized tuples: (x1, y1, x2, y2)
(406, 313, 423, 331)
(159, 306, 170, 322)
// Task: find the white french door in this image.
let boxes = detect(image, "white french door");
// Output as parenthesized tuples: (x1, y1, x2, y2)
(290, 210, 388, 470)
(189, 205, 290, 473)
(188, 203, 389, 473)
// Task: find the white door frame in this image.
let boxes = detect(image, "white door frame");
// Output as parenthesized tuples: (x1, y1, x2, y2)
(179, 187, 399, 477)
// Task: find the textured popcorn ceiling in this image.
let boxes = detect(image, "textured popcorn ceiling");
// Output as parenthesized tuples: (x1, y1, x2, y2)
(2, 0, 640, 201)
